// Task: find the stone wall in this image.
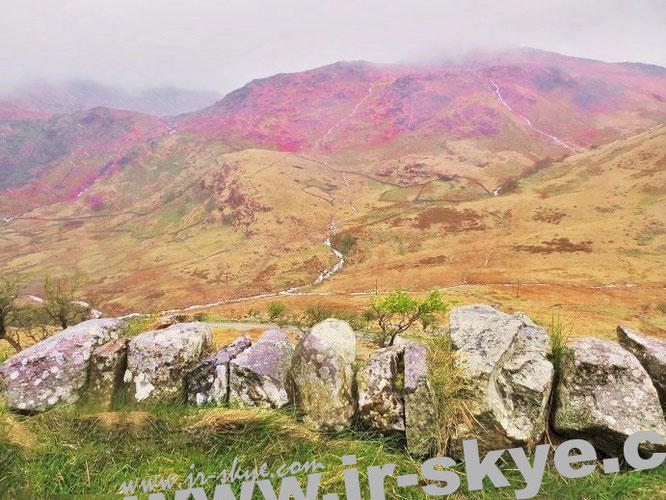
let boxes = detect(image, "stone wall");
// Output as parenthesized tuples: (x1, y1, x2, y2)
(1, 305, 664, 458)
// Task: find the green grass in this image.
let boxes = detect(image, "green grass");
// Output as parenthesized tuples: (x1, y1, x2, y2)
(547, 313, 571, 379)
(120, 315, 156, 338)
(1, 403, 664, 499)
(425, 334, 470, 457)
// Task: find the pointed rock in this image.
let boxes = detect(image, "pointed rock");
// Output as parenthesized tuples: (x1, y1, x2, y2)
(449, 305, 554, 454)
(357, 345, 405, 434)
(187, 335, 252, 406)
(87, 338, 130, 410)
(229, 330, 294, 409)
(617, 325, 666, 408)
(394, 337, 434, 456)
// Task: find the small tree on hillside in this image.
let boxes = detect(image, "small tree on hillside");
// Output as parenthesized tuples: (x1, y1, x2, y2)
(0, 275, 24, 352)
(267, 301, 286, 322)
(43, 275, 87, 329)
(369, 290, 449, 347)
(303, 304, 333, 328)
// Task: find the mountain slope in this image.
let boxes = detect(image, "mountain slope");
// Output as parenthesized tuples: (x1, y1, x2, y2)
(181, 49, 666, 160)
(0, 107, 167, 215)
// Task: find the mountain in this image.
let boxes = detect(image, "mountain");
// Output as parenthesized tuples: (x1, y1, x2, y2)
(0, 106, 167, 214)
(0, 49, 665, 333)
(182, 48, 666, 158)
(1, 80, 223, 116)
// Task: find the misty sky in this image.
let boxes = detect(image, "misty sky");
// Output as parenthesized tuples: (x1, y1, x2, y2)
(1, 0, 665, 95)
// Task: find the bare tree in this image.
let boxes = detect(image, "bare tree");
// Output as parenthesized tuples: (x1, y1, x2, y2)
(0, 275, 24, 352)
(43, 274, 87, 329)
(15, 305, 53, 345)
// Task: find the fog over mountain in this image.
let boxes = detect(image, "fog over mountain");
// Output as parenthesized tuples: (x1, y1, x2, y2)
(1, 0, 664, 96)
(0, 80, 223, 116)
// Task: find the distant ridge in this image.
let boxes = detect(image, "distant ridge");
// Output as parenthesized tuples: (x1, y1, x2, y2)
(1, 80, 223, 116)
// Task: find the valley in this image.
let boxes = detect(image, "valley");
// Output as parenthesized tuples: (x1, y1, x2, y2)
(0, 48, 665, 337)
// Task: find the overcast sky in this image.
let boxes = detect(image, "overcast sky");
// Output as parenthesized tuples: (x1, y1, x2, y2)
(1, 0, 664, 95)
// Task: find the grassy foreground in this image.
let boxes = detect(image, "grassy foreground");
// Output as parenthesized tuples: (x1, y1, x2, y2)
(1, 402, 664, 499)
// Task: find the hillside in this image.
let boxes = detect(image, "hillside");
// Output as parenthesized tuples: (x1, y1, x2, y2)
(0, 121, 664, 332)
(0, 106, 167, 214)
(3, 49, 666, 216)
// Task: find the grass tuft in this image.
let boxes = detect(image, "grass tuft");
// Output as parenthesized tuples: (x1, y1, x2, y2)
(425, 333, 471, 456)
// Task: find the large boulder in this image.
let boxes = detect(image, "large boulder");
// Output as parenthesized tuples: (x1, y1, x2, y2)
(554, 337, 666, 455)
(124, 323, 211, 403)
(291, 319, 357, 431)
(357, 345, 405, 434)
(394, 337, 435, 455)
(187, 335, 252, 406)
(229, 330, 294, 409)
(0, 318, 124, 412)
(87, 338, 130, 410)
(449, 305, 554, 453)
(617, 325, 666, 408)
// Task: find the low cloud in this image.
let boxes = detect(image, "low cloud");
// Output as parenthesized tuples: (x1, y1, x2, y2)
(0, 0, 664, 94)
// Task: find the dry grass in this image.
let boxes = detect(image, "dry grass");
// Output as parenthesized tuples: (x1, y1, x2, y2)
(425, 334, 471, 456)
(187, 407, 320, 443)
(79, 411, 152, 431)
(0, 415, 39, 452)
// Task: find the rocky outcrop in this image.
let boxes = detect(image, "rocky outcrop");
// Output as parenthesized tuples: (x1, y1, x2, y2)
(617, 325, 666, 407)
(87, 338, 130, 410)
(153, 314, 193, 330)
(291, 319, 357, 431)
(124, 323, 211, 403)
(357, 345, 405, 434)
(554, 337, 666, 455)
(449, 305, 554, 453)
(394, 337, 434, 455)
(187, 335, 251, 406)
(74, 301, 104, 321)
(229, 330, 294, 409)
(0, 318, 124, 412)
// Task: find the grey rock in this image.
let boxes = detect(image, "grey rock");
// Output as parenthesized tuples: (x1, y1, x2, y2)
(87, 338, 130, 410)
(124, 322, 211, 403)
(554, 337, 666, 455)
(357, 345, 405, 434)
(395, 337, 435, 455)
(0, 318, 124, 412)
(449, 305, 554, 453)
(617, 325, 666, 408)
(153, 314, 193, 330)
(187, 335, 252, 406)
(229, 330, 294, 409)
(291, 319, 357, 431)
